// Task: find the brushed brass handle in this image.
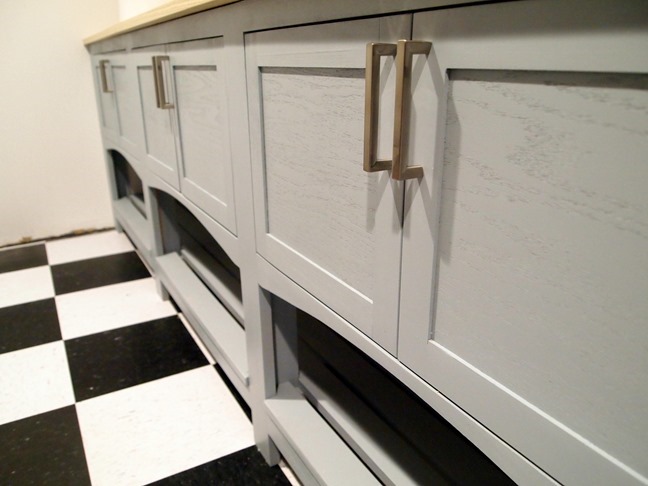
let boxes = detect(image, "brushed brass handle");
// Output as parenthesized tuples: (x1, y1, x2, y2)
(152, 55, 174, 109)
(363, 43, 396, 173)
(99, 60, 112, 93)
(392, 40, 431, 180)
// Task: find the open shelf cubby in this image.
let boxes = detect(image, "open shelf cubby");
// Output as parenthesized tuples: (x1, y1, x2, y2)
(110, 150, 151, 257)
(267, 296, 515, 485)
(153, 190, 248, 400)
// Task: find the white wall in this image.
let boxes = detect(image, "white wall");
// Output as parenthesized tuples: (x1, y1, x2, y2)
(0, 0, 120, 247)
(119, 0, 168, 20)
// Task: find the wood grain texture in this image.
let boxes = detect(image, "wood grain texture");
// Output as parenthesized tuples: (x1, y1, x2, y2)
(398, 5, 648, 484)
(112, 63, 144, 152)
(156, 252, 249, 387)
(175, 68, 226, 196)
(246, 15, 409, 353)
(262, 67, 376, 298)
(435, 70, 648, 475)
(171, 40, 236, 233)
(83, 0, 241, 45)
(137, 63, 180, 188)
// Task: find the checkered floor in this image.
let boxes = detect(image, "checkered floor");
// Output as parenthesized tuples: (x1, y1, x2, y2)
(0, 230, 294, 485)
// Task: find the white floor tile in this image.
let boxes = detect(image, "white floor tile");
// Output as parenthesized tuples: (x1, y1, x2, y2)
(46, 230, 134, 265)
(0, 266, 54, 309)
(0, 342, 75, 425)
(56, 278, 177, 340)
(76, 366, 254, 486)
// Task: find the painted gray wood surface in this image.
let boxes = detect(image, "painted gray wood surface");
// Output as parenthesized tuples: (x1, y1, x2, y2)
(265, 382, 380, 485)
(95, 63, 120, 135)
(398, 2, 648, 484)
(299, 360, 448, 485)
(136, 49, 181, 189)
(112, 197, 152, 260)
(438, 69, 648, 474)
(262, 67, 373, 296)
(87, 1, 648, 484)
(246, 16, 410, 354)
(111, 56, 145, 157)
(170, 38, 237, 234)
(156, 252, 249, 388)
(256, 242, 553, 485)
(180, 246, 243, 324)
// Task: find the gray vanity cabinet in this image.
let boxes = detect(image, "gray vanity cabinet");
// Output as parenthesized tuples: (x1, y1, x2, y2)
(86, 1, 648, 483)
(246, 1, 648, 483)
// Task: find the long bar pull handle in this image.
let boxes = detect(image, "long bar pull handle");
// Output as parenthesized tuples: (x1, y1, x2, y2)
(392, 40, 431, 180)
(363, 43, 397, 173)
(99, 60, 112, 93)
(152, 55, 174, 110)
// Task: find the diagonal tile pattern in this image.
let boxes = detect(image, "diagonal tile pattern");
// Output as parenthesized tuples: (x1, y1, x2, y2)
(0, 231, 294, 485)
(66, 315, 209, 401)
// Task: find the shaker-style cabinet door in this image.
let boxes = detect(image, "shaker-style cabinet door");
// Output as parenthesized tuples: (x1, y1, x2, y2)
(168, 38, 237, 234)
(134, 47, 181, 190)
(108, 53, 146, 162)
(246, 16, 410, 354)
(397, 1, 648, 484)
(93, 56, 120, 139)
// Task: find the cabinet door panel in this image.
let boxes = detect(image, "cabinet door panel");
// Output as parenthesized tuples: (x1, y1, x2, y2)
(246, 16, 410, 353)
(170, 39, 237, 234)
(135, 49, 180, 189)
(94, 58, 120, 137)
(398, 1, 648, 484)
(111, 54, 145, 159)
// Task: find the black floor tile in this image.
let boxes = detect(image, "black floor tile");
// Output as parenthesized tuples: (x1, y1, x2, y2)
(147, 446, 291, 486)
(215, 364, 251, 420)
(65, 315, 209, 401)
(0, 298, 61, 354)
(0, 244, 48, 274)
(51, 251, 150, 294)
(0, 406, 91, 486)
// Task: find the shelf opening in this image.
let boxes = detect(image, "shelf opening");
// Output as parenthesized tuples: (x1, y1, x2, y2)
(155, 190, 243, 325)
(110, 150, 146, 218)
(270, 294, 515, 485)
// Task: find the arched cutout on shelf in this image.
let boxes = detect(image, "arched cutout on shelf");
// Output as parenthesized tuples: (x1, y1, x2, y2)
(153, 189, 243, 327)
(267, 291, 515, 485)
